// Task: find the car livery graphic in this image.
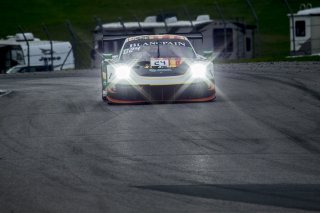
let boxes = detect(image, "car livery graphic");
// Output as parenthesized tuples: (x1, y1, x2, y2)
(101, 34, 216, 104)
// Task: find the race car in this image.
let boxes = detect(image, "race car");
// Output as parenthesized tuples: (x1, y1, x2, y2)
(101, 34, 216, 104)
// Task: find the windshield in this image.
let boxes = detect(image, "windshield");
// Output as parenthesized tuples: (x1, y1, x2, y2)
(120, 38, 196, 61)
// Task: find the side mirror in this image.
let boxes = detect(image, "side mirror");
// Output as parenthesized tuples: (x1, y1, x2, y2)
(203, 51, 213, 59)
(102, 54, 113, 60)
(196, 54, 206, 60)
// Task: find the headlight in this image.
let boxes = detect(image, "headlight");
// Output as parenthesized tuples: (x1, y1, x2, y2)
(115, 65, 131, 79)
(190, 63, 207, 78)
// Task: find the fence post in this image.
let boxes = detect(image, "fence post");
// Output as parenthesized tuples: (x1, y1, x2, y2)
(17, 26, 30, 72)
(42, 23, 54, 71)
(183, 5, 195, 32)
(283, 0, 296, 55)
(118, 17, 128, 35)
(160, 10, 169, 33)
(214, 2, 227, 58)
(245, 0, 259, 58)
(66, 20, 78, 69)
(133, 15, 144, 33)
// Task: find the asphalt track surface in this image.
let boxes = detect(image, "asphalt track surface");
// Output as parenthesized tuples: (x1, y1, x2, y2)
(0, 62, 320, 212)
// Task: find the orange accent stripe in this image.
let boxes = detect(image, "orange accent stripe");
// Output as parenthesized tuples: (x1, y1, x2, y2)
(176, 95, 216, 102)
(107, 95, 216, 104)
(107, 96, 146, 104)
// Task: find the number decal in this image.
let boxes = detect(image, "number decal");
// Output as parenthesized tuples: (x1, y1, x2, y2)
(150, 58, 169, 68)
(155, 60, 166, 66)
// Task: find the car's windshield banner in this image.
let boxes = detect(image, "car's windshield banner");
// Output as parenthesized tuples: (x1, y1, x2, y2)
(127, 35, 187, 41)
(121, 36, 196, 60)
(129, 41, 187, 48)
(122, 39, 191, 55)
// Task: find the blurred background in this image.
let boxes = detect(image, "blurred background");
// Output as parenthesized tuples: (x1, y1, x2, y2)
(0, 0, 319, 69)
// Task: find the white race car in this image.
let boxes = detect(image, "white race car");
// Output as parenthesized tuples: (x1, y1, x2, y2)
(101, 34, 216, 104)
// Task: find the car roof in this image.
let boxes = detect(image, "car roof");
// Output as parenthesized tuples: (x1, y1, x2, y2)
(126, 34, 188, 42)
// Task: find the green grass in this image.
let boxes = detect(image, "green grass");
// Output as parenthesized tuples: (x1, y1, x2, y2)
(1, 0, 319, 63)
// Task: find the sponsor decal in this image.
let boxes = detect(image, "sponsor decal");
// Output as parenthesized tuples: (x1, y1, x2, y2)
(40, 48, 55, 55)
(128, 35, 155, 41)
(129, 41, 186, 48)
(122, 47, 141, 55)
(169, 58, 178, 68)
(39, 48, 61, 62)
(129, 35, 187, 40)
(127, 37, 141, 41)
(149, 68, 172, 72)
(39, 56, 61, 62)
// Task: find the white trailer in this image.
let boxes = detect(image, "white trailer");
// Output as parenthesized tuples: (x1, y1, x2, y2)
(0, 33, 75, 73)
(288, 7, 320, 55)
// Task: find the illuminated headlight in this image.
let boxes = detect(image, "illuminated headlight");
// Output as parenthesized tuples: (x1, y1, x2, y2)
(190, 63, 207, 78)
(115, 65, 131, 79)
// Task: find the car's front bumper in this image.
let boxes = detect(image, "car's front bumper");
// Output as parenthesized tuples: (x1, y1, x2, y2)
(106, 81, 215, 103)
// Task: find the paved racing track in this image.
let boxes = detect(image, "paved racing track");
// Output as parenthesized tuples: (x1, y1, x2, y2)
(0, 62, 320, 212)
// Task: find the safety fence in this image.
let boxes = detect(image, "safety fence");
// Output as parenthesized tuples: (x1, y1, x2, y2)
(1, 0, 318, 73)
